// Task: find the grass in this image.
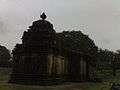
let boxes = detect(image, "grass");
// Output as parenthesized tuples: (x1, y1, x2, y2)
(0, 68, 11, 81)
(0, 82, 111, 90)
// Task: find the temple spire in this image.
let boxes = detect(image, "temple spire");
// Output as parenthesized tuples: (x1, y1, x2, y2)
(40, 12, 47, 20)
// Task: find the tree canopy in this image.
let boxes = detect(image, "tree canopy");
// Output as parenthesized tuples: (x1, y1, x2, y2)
(0, 45, 11, 67)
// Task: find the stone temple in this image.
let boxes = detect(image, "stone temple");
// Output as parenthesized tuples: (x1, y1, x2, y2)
(9, 13, 92, 85)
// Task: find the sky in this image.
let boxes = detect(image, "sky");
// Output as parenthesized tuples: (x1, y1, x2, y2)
(0, 0, 120, 51)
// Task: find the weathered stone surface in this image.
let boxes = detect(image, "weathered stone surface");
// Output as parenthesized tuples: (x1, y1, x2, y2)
(9, 13, 90, 85)
(9, 13, 60, 85)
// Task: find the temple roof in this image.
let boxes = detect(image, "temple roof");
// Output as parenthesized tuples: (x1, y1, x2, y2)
(40, 12, 47, 20)
(29, 13, 53, 29)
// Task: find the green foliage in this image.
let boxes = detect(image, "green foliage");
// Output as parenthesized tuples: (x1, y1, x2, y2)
(0, 45, 11, 67)
(0, 68, 11, 81)
(98, 49, 114, 61)
(96, 49, 114, 68)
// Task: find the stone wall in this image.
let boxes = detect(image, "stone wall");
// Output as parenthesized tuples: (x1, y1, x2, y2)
(47, 54, 66, 75)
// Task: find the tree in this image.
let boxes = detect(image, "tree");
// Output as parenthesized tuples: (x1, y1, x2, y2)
(112, 49, 120, 76)
(0, 45, 11, 67)
(97, 49, 113, 65)
(97, 49, 118, 76)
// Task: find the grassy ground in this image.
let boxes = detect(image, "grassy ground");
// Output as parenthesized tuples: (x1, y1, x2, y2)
(0, 82, 112, 90)
(0, 67, 119, 90)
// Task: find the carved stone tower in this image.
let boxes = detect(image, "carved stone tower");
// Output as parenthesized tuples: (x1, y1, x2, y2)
(9, 13, 60, 85)
(9, 13, 90, 85)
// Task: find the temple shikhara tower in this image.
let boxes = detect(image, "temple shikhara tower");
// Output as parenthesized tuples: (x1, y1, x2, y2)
(10, 13, 62, 84)
(9, 13, 92, 85)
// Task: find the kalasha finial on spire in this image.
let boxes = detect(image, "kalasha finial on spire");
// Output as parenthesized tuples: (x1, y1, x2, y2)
(40, 12, 47, 20)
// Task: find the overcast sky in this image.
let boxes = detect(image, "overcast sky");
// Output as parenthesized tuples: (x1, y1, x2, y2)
(0, 0, 120, 51)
